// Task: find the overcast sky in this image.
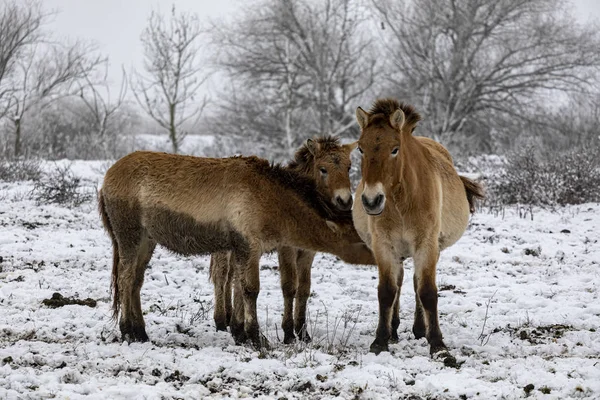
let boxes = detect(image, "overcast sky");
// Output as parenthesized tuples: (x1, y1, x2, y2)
(43, 0, 600, 95)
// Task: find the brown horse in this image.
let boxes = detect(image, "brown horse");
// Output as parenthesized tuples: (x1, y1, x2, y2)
(210, 137, 362, 344)
(98, 151, 374, 348)
(353, 99, 484, 355)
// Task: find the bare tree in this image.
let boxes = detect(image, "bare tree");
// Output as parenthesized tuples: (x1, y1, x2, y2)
(131, 6, 209, 154)
(77, 64, 128, 138)
(373, 0, 600, 150)
(0, 0, 48, 121)
(212, 0, 378, 156)
(8, 41, 104, 156)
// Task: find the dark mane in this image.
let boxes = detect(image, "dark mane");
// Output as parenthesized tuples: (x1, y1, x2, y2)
(243, 156, 352, 223)
(369, 98, 422, 129)
(288, 136, 342, 175)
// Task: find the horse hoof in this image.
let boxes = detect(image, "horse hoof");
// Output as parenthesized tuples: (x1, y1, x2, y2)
(122, 332, 148, 343)
(283, 333, 296, 344)
(231, 323, 247, 345)
(120, 325, 149, 342)
(251, 334, 271, 350)
(412, 325, 426, 340)
(430, 343, 449, 356)
(232, 334, 247, 345)
(215, 322, 229, 332)
(369, 341, 389, 355)
(296, 328, 312, 343)
(390, 331, 399, 344)
(299, 332, 312, 343)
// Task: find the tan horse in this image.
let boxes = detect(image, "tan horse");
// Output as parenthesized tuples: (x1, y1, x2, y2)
(98, 151, 374, 348)
(210, 137, 362, 344)
(353, 99, 484, 355)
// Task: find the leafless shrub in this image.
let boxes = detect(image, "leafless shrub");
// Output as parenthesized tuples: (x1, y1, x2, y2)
(0, 158, 41, 182)
(188, 299, 214, 325)
(486, 146, 600, 206)
(277, 304, 363, 366)
(478, 290, 498, 346)
(30, 164, 93, 206)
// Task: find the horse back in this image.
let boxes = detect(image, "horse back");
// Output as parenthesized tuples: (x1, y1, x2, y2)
(101, 152, 277, 254)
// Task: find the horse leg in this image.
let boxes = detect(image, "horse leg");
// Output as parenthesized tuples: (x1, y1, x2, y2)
(414, 242, 446, 355)
(236, 244, 268, 349)
(412, 273, 426, 339)
(390, 261, 404, 343)
(294, 249, 315, 343)
(230, 263, 246, 345)
(224, 251, 234, 327)
(278, 247, 298, 344)
(210, 251, 232, 331)
(370, 241, 400, 354)
(118, 232, 155, 342)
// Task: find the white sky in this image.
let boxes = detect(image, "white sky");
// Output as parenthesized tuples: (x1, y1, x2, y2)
(43, 0, 600, 97)
(44, 0, 239, 92)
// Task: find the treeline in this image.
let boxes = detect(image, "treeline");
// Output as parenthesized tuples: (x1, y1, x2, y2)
(1, 0, 599, 161)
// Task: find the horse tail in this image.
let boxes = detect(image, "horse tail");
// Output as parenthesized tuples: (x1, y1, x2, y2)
(98, 189, 120, 320)
(460, 175, 485, 213)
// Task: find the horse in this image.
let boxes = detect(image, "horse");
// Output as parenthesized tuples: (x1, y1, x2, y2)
(210, 137, 367, 344)
(98, 151, 374, 348)
(352, 98, 484, 355)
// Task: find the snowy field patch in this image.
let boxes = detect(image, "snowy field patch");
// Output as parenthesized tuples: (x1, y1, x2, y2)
(0, 163, 599, 399)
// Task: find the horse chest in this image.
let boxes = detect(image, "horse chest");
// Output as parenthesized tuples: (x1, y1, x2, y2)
(372, 223, 414, 259)
(389, 238, 413, 259)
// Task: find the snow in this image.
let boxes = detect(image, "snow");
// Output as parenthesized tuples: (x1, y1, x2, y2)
(1, 161, 599, 399)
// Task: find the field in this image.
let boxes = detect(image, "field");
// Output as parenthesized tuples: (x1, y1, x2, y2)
(1, 161, 599, 399)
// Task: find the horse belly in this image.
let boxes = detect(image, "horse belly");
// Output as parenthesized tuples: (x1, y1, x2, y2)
(142, 205, 249, 257)
(439, 186, 470, 251)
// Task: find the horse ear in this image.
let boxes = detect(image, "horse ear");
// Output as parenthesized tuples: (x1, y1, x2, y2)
(306, 138, 320, 156)
(390, 109, 406, 131)
(326, 220, 342, 235)
(356, 107, 369, 129)
(343, 141, 358, 153)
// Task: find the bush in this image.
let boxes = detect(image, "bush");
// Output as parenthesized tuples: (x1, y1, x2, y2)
(487, 146, 600, 206)
(0, 159, 42, 182)
(30, 164, 94, 207)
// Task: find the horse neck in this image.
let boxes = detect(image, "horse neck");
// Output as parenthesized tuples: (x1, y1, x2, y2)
(282, 198, 352, 255)
(395, 135, 424, 204)
(283, 158, 355, 255)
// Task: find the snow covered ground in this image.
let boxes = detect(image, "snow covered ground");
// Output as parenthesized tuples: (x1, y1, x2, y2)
(0, 161, 599, 399)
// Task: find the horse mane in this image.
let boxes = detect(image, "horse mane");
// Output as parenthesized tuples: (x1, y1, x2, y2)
(287, 136, 342, 175)
(243, 156, 352, 223)
(369, 98, 422, 129)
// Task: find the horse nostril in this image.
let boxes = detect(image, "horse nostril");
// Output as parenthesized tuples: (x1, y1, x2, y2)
(361, 194, 370, 208)
(373, 194, 384, 208)
(336, 196, 353, 210)
(362, 193, 385, 212)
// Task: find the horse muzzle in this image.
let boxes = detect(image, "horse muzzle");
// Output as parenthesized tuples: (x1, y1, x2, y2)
(335, 195, 353, 211)
(361, 193, 385, 216)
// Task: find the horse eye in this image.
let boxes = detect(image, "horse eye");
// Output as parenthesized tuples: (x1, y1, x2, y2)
(391, 148, 399, 155)
(348, 165, 351, 172)
(358, 147, 363, 154)
(320, 167, 328, 174)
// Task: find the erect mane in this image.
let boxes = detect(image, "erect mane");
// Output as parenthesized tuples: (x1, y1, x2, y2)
(369, 98, 422, 129)
(287, 136, 342, 174)
(243, 156, 352, 224)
